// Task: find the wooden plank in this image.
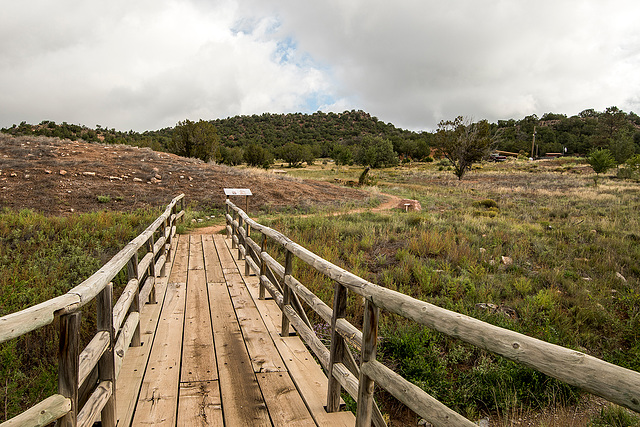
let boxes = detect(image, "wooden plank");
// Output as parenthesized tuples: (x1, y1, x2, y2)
(256, 372, 315, 426)
(202, 234, 224, 283)
(169, 234, 190, 283)
(189, 234, 205, 271)
(223, 267, 286, 373)
(131, 250, 188, 427)
(181, 235, 217, 383)
(116, 232, 179, 427)
(177, 380, 224, 427)
(273, 335, 355, 426)
(114, 275, 170, 426)
(207, 244, 271, 426)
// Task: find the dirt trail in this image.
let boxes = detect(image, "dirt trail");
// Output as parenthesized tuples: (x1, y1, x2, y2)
(189, 192, 403, 235)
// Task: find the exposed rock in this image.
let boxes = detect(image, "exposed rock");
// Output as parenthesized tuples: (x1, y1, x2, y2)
(45, 169, 52, 174)
(59, 170, 68, 175)
(82, 171, 96, 176)
(132, 177, 143, 182)
(501, 256, 513, 266)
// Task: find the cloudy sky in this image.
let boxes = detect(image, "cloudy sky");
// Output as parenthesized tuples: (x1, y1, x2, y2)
(1, 1, 639, 132)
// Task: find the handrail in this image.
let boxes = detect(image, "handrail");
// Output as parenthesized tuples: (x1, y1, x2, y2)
(226, 199, 640, 427)
(0, 194, 185, 427)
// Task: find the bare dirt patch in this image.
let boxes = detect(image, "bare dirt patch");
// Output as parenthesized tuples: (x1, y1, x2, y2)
(0, 134, 370, 215)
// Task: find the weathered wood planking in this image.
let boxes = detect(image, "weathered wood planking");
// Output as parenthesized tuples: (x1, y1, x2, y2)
(208, 280, 271, 426)
(209, 235, 271, 426)
(114, 241, 175, 427)
(131, 236, 189, 426)
(177, 380, 224, 427)
(257, 371, 316, 426)
(181, 235, 218, 383)
(202, 234, 224, 284)
(273, 335, 355, 426)
(222, 268, 286, 373)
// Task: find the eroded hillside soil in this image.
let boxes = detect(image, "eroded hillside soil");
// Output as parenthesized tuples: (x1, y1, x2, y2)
(0, 134, 369, 215)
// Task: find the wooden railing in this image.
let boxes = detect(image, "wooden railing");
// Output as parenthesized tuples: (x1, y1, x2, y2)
(0, 194, 185, 427)
(226, 199, 640, 427)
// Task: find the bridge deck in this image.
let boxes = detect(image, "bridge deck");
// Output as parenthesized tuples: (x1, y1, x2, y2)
(115, 233, 355, 426)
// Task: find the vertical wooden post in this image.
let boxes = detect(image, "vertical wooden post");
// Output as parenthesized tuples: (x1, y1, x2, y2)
(146, 236, 157, 303)
(259, 234, 267, 300)
(327, 282, 347, 412)
(98, 283, 117, 427)
(225, 196, 230, 240)
(231, 212, 238, 249)
(127, 254, 141, 347)
(280, 250, 293, 337)
(237, 215, 244, 260)
(355, 299, 379, 427)
(244, 222, 251, 276)
(58, 311, 80, 427)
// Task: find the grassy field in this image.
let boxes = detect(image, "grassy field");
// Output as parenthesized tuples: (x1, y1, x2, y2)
(261, 158, 640, 424)
(1, 157, 639, 425)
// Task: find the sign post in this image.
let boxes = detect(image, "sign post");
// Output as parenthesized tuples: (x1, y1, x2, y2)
(223, 188, 252, 214)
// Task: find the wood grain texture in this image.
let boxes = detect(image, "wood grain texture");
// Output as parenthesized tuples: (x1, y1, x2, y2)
(131, 278, 187, 426)
(177, 381, 224, 427)
(181, 235, 217, 383)
(257, 372, 316, 426)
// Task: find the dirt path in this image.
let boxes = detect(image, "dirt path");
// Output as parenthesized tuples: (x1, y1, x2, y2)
(189, 192, 403, 235)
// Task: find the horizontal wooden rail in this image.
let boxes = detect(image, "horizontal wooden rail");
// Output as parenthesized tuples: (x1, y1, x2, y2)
(226, 199, 640, 426)
(0, 195, 185, 427)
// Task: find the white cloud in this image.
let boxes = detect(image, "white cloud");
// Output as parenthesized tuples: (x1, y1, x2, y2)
(1, 0, 639, 131)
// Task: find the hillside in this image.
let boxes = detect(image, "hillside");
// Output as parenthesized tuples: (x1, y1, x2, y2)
(0, 133, 369, 216)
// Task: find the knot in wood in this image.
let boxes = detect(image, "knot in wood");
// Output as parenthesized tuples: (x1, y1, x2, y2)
(512, 342, 520, 349)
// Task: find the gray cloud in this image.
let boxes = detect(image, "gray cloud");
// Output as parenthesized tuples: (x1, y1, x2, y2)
(1, 1, 639, 131)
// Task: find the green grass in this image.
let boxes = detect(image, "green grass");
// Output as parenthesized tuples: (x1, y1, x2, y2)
(257, 159, 640, 421)
(0, 207, 160, 421)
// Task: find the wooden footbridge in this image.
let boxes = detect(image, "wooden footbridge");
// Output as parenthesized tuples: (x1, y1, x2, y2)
(2, 194, 640, 427)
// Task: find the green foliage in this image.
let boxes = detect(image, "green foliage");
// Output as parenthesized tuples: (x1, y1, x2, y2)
(278, 142, 314, 167)
(219, 146, 244, 166)
(588, 148, 616, 175)
(618, 154, 640, 180)
(331, 144, 354, 167)
(434, 116, 494, 180)
(169, 119, 219, 162)
(96, 195, 111, 203)
(354, 136, 399, 168)
(590, 405, 640, 427)
(244, 143, 273, 168)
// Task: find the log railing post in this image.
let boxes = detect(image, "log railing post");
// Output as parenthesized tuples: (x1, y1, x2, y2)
(98, 283, 116, 427)
(225, 197, 230, 240)
(327, 282, 348, 412)
(231, 212, 238, 249)
(237, 215, 244, 260)
(58, 311, 80, 427)
(281, 250, 293, 336)
(127, 254, 141, 347)
(259, 234, 267, 300)
(356, 299, 379, 426)
(146, 236, 158, 303)
(244, 221, 251, 276)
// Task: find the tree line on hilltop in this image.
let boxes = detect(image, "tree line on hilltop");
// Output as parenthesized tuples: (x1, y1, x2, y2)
(3, 107, 640, 169)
